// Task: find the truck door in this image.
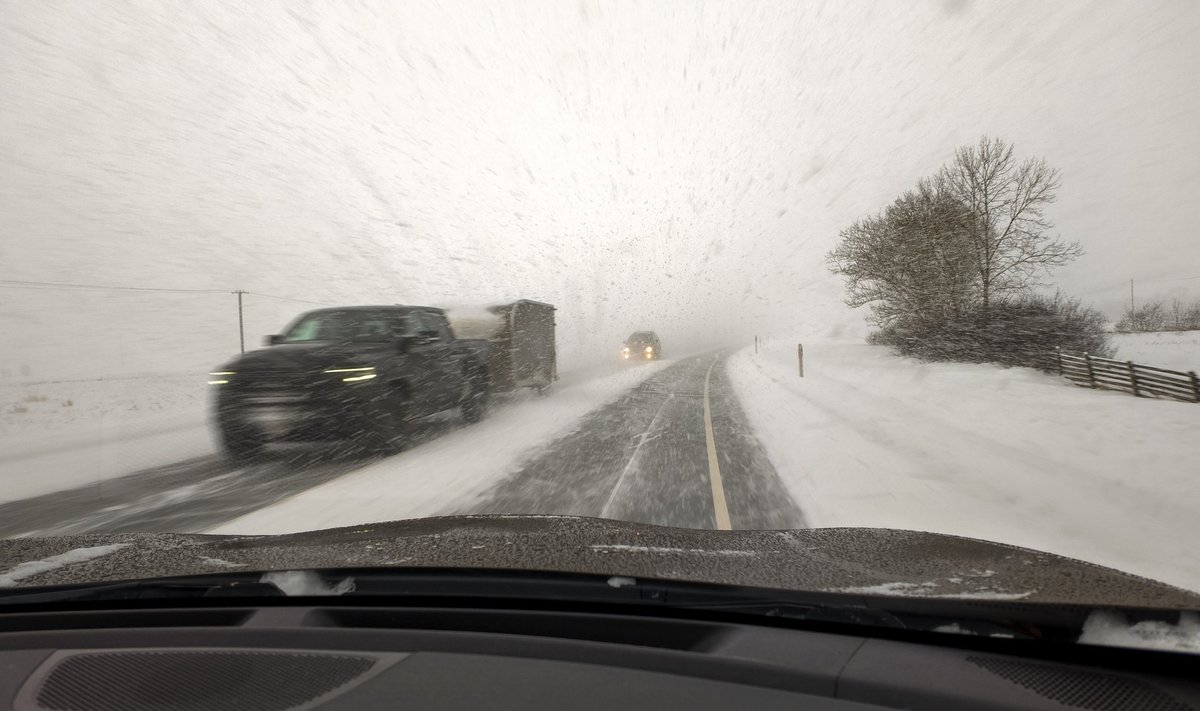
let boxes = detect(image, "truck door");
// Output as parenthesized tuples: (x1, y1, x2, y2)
(365, 311, 421, 420)
(412, 311, 461, 408)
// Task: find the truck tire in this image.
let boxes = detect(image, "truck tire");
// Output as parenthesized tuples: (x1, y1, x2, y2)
(370, 423, 408, 454)
(367, 394, 410, 454)
(219, 419, 266, 461)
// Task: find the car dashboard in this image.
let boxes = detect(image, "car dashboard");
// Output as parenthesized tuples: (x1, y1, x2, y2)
(1, 598, 1197, 710)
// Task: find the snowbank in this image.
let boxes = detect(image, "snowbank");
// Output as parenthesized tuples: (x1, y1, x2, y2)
(1109, 331, 1200, 374)
(209, 361, 672, 535)
(726, 341, 1200, 593)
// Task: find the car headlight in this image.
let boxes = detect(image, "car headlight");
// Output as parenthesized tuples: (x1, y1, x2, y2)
(323, 366, 377, 383)
(208, 371, 235, 385)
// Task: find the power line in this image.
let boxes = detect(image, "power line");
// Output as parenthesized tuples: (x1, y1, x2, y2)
(244, 291, 336, 307)
(0, 278, 333, 306)
(1150, 275, 1200, 283)
(0, 278, 227, 293)
(1078, 275, 1200, 296)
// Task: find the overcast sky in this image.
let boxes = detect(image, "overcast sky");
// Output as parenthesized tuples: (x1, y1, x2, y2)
(3, 0, 1199, 375)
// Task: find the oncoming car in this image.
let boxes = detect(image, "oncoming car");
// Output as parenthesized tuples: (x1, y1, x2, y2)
(622, 330, 662, 361)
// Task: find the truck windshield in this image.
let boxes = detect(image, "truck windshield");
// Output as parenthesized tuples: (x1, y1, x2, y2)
(281, 310, 417, 343)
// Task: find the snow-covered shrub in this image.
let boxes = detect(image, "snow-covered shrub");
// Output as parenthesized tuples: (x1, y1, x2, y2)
(873, 293, 1112, 368)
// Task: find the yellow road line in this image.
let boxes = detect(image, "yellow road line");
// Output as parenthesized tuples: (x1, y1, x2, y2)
(703, 357, 732, 530)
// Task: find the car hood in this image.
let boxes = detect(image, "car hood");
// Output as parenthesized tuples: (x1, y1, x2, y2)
(1, 515, 1197, 607)
(222, 342, 390, 372)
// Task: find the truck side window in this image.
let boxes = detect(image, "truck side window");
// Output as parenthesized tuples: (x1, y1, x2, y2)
(394, 312, 422, 338)
(415, 311, 448, 342)
(358, 318, 392, 340)
(432, 313, 454, 342)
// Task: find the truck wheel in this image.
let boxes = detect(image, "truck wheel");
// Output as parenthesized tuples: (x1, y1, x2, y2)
(461, 374, 489, 424)
(371, 427, 408, 454)
(219, 420, 265, 461)
(367, 405, 410, 454)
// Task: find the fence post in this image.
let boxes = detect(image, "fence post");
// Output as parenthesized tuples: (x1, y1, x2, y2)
(1084, 352, 1096, 388)
(1190, 371, 1200, 403)
(797, 344, 804, 378)
(1127, 361, 1140, 397)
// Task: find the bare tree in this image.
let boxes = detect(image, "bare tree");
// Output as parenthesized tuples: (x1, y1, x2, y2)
(827, 181, 976, 328)
(937, 136, 1081, 310)
(1116, 300, 1169, 332)
(1185, 299, 1200, 331)
(1171, 298, 1185, 330)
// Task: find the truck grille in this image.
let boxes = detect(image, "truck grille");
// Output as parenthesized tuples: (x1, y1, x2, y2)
(234, 370, 312, 402)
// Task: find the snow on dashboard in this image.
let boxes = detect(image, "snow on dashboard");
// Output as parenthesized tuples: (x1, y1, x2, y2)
(1081, 610, 1200, 654)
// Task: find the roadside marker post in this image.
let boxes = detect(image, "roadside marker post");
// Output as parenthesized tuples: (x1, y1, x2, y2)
(798, 344, 804, 378)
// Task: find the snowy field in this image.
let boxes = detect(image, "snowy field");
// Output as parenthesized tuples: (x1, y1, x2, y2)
(1109, 331, 1200, 374)
(0, 373, 204, 440)
(0, 374, 211, 504)
(727, 340, 1200, 594)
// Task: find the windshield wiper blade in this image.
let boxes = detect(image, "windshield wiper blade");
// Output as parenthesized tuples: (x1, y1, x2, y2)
(0, 575, 284, 606)
(661, 597, 1045, 638)
(659, 598, 908, 628)
(0, 568, 1094, 643)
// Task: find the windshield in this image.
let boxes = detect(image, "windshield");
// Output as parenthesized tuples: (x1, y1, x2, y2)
(280, 310, 418, 343)
(3, 1, 1199, 632)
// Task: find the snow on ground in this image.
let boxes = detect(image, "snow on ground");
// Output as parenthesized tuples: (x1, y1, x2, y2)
(726, 340, 1200, 594)
(0, 374, 213, 505)
(1109, 330, 1200, 374)
(0, 373, 205, 440)
(209, 361, 672, 535)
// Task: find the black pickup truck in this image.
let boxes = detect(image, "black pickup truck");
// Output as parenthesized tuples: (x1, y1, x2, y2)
(209, 305, 491, 459)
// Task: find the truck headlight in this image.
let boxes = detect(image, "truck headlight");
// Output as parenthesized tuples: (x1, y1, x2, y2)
(208, 371, 235, 385)
(341, 373, 377, 383)
(323, 366, 377, 383)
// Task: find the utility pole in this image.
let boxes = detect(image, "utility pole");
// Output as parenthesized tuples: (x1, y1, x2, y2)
(1130, 278, 1135, 313)
(234, 290, 247, 353)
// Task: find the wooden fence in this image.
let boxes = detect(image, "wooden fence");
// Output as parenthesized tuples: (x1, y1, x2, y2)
(1053, 350, 1200, 403)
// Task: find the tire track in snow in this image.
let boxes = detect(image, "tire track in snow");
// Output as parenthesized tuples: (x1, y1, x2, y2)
(460, 353, 803, 530)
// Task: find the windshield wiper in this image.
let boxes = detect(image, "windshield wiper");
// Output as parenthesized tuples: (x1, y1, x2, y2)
(0, 574, 284, 606)
(0, 568, 1096, 643)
